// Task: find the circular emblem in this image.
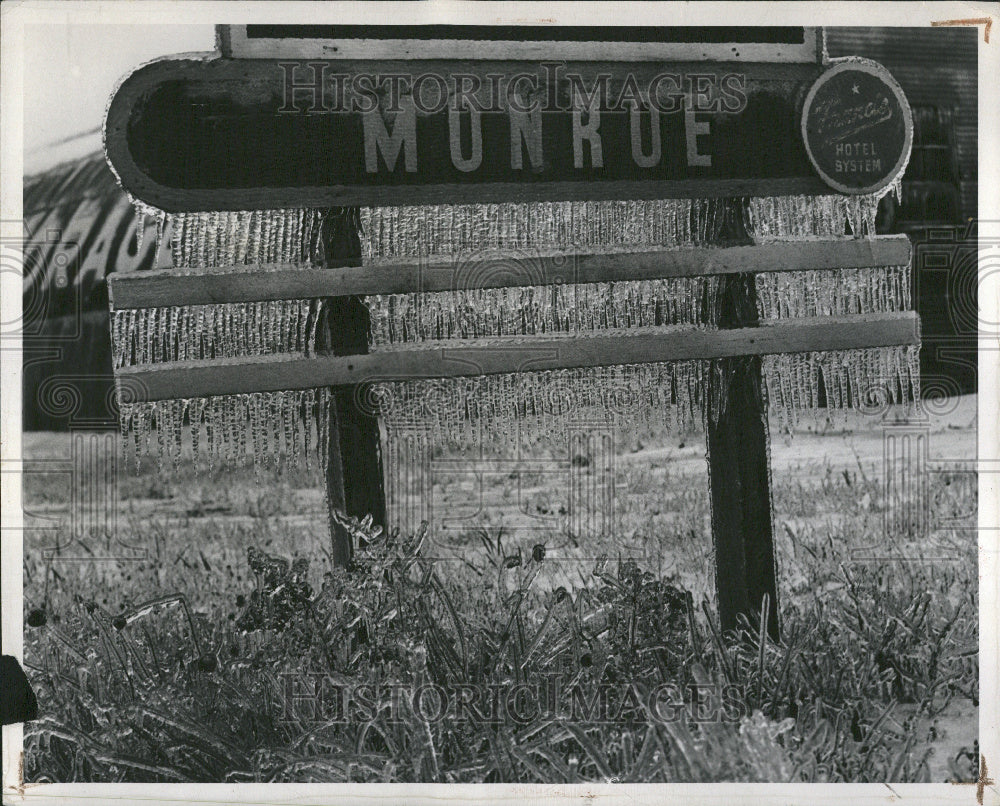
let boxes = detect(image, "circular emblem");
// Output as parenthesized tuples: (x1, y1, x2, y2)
(801, 59, 913, 195)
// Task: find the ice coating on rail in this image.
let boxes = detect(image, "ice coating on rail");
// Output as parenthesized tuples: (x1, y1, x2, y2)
(745, 189, 898, 241)
(755, 266, 911, 321)
(366, 277, 719, 346)
(762, 344, 921, 431)
(166, 209, 324, 267)
(118, 389, 331, 475)
(110, 300, 318, 369)
(110, 193, 921, 477)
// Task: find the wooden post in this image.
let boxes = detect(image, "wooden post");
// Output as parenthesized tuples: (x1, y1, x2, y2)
(315, 209, 387, 567)
(707, 272, 780, 641)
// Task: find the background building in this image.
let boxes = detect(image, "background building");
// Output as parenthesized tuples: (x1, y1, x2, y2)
(827, 28, 978, 396)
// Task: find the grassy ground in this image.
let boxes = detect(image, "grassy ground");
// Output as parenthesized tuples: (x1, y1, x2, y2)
(20, 396, 978, 783)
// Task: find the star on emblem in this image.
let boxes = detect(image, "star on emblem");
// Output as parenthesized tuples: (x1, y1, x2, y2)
(852, 83, 860, 94)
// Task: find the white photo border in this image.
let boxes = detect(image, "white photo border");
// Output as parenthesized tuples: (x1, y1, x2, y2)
(2, 3, 997, 804)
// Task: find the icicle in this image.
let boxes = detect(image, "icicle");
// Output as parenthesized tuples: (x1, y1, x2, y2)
(754, 265, 912, 321)
(376, 359, 707, 455)
(117, 401, 134, 469)
(120, 401, 152, 471)
(125, 197, 165, 256)
(762, 345, 920, 426)
(134, 207, 145, 253)
(115, 389, 331, 473)
(154, 211, 167, 260)
(358, 200, 729, 261)
(161, 210, 326, 267)
(109, 299, 316, 367)
(365, 277, 719, 348)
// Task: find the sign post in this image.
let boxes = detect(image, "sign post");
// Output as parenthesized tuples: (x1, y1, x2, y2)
(708, 270, 780, 639)
(314, 210, 386, 566)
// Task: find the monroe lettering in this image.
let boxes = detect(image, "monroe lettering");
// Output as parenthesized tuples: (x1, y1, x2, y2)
(363, 91, 715, 174)
(276, 63, 744, 175)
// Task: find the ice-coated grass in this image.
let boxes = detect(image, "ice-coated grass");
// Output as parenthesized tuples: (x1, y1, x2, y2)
(20, 400, 978, 783)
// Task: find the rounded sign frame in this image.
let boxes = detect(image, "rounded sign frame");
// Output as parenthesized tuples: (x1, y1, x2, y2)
(800, 58, 913, 196)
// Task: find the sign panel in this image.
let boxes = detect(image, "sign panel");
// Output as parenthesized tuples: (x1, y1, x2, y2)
(218, 25, 823, 63)
(105, 57, 829, 212)
(801, 58, 913, 195)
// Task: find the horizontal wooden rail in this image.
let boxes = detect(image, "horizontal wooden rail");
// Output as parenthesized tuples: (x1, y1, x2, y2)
(109, 236, 911, 309)
(116, 312, 918, 402)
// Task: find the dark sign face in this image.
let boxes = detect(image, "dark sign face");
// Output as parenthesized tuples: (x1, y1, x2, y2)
(801, 59, 912, 195)
(105, 57, 832, 212)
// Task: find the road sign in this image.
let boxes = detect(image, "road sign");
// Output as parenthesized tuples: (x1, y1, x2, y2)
(104, 36, 919, 641)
